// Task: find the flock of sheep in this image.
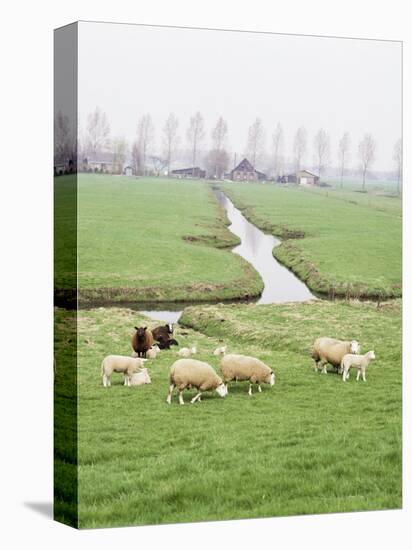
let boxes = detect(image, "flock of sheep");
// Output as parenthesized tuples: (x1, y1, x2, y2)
(100, 323, 376, 404)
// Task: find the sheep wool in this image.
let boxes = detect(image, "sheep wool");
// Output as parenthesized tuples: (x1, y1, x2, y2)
(220, 354, 275, 395)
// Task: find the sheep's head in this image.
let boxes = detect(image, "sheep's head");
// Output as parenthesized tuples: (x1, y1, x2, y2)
(368, 350, 376, 360)
(135, 326, 148, 340)
(216, 383, 227, 397)
(267, 370, 276, 386)
(167, 323, 174, 334)
(350, 340, 360, 354)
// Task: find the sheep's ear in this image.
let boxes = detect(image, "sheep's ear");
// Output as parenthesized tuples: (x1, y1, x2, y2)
(144, 326, 147, 330)
(134, 326, 138, 330)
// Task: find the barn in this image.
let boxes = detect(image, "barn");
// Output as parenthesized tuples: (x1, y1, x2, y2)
(171, 166, 206, 178)
(230, 158, 266, 181)
(297, 169, 320, 185)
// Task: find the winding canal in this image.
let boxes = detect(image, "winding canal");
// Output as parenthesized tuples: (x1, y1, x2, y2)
(139, 190, 314, 322)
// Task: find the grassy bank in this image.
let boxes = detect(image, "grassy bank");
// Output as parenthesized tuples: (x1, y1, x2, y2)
(55, 299, 401, 527)
(55, 175, 263, 303)
(222, 182, 402, 299)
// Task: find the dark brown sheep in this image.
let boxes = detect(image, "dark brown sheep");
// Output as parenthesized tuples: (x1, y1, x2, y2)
(131, 326, 154, 358)
(152, 324, 174, 342)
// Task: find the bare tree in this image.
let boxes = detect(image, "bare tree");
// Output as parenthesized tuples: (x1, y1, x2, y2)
(293, 126, 307, 173)
(54, 110, 75, 164)
(150, 155, 168, 176)
(246, 118, 265, 167)
(112, 137, 128, 174)
(358, 133, 377, 191)
(210, 117, 229, 178)
(163, 113, 180, 174)
(85, 106, 110, 157)
(393, 138, 402, 196)
(137, 114, 154, 175)
(186, 111, 205, 176)
(338, 132, 351, 188)
(131, 141, 141, 176)
(313, 128, 330, 182)
(272, 122, 284, 179)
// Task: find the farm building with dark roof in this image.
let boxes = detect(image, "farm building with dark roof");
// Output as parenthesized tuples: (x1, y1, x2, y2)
(230, 158, 266, 181)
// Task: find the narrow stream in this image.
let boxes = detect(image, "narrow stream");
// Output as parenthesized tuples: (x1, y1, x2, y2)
(137, 190, 314, 322)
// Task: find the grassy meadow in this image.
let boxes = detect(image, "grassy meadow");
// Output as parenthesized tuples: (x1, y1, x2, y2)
(55, 174, 263, 302)
(222, 181, 402, 299)
(53, 299, 401, 528)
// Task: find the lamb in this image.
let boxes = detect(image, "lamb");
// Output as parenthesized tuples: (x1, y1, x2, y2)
(220, 354, 275, 395)
(166, 359, 227, 405)
(146, 345, 160, 359)
(131, 326, 154, 358)
(341, 351, 376, 382)
(156, 336, 179, 349)
(311, 337, 360, 374)
(101, 355, 147, 387)
(213, 345, 227, 356)
(177, 346, 197, 357)
(129, 367, 151, 386)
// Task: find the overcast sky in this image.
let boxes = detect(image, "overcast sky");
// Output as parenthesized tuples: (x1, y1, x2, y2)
(78, 21, 401, 171)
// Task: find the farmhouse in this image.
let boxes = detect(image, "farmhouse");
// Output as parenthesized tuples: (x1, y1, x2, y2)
(230, 158, 267, 181)
(297, 169, 320, 185)
(171, 166, 206, 178)
(82, 153, 115, 173)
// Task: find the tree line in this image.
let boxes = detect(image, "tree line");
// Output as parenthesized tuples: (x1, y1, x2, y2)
(55, 107, 402, 194)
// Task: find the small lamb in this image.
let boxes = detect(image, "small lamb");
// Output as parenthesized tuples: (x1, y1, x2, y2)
(146, 345, 161, 359)
(177, 346, 197, 357)
(129, 368, 151, 386)
(341, 351, 376, 382)
(101, 355, 147, 387)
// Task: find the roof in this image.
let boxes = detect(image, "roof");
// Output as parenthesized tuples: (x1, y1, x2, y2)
(231, 158, 255, 173)
(299, 169, 319, 178)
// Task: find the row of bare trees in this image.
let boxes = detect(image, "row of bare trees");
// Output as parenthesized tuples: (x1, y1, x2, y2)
(70, 107, 402, 192)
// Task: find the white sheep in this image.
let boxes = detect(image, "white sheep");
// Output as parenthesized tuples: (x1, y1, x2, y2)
(166, 358, 227, 405)
(213, 345, 227, 356)
(220, 354, 275, 395)
(341, 351, 376, 382)
(146, 345, 161, 359)
(177, 346, 197, 357)
(311, 337, 360, 374)
(101, 355, 147, 387)
(129, 367, 151, 386)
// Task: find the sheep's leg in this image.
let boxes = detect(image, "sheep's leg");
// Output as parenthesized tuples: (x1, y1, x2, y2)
(123, 375, 128, 386)
(191, 392, 202, 404)
(356, 370, 360, 381)
(103, 374, 108, 387)
(362, 368, 366, 382)
(166, 383, 175, 405)
(248, 383, 253, 396)
(178, 391, 185, 405)
(258, 385, 262, 393)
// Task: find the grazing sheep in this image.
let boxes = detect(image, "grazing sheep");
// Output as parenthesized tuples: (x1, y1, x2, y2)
(311, 337, 360, 374)
(146, 345, 160, 359)
(131, 326, 154, 358)
(341, 351, 376, 382)
(166, 359, 227, 405)
(220, 354, 275, 395)
(101, 355, 147, 387)
(157, 337, 179, 349)
(213, 345, 227, 356)
(152, 324, 174, 342)
(177, 346, 197, 357)
(129, 368, 151, 386)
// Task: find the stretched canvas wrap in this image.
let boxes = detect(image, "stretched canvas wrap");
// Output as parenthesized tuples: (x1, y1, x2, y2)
(54, 21, 402, 529)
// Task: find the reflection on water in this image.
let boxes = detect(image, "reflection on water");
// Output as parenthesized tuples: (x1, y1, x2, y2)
(216, 190, 315, 304)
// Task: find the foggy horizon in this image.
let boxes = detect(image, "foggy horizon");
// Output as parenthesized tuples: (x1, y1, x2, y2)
(77, 21, 402, 173)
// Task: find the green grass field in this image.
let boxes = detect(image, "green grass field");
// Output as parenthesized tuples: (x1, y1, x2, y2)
(222, 182, 402, 299)
(53, 299, 401, 528)
(55, 174, 263, 302)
